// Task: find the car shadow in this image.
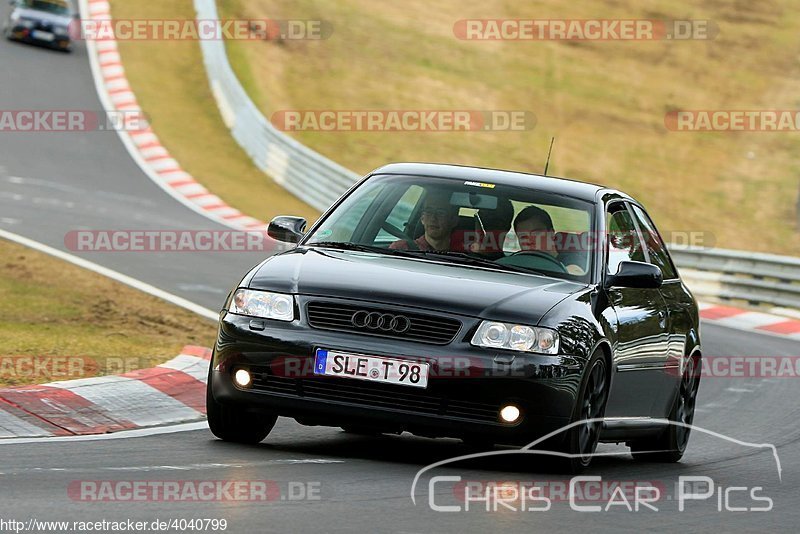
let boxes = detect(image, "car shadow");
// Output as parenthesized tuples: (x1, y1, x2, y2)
(207, 425, 700, 477)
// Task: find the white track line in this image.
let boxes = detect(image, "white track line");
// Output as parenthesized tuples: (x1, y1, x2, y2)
(0, 422, 210, 445)
(0, 228, 217, 321)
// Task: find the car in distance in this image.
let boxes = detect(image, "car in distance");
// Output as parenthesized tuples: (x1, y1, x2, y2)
(3, 0, 73, 52)
(208, 163, 702, 472)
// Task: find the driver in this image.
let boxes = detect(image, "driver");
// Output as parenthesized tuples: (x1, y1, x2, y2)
(514, 206, 584, 275)
(390, 190, 460, 251)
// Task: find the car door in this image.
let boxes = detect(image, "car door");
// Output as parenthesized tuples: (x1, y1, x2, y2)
(629, 204, 694, 415)
(602, 201, 671, 418)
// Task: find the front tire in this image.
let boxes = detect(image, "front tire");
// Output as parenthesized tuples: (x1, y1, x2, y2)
(630, 353, 701, 462)
(206, 372, 277, 444)
(548, 350, 609, 473)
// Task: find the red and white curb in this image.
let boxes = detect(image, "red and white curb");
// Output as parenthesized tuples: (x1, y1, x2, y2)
(0, 346, 210, 439)
(698, 302, 800, 340)
(0, 308, 797, 440)
(79, 0, 266, 232)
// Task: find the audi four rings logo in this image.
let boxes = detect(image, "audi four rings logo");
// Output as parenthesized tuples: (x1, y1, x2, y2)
(351, 311, 411, 334)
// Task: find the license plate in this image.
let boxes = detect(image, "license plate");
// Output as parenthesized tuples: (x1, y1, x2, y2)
(314, 349, 429, 388)
(32, 30, 54, 42)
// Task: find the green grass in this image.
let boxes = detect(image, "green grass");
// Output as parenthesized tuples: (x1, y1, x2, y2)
(0, 239, 215, 387)
(217, 0, 800, 255)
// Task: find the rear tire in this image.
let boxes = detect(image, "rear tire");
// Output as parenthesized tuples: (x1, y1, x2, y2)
(206, 372, 277, 444)
(630, 353, 701, 462)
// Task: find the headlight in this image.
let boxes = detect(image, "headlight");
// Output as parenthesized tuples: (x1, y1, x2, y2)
(54, 26, 69, 36)
(229, 288, 295, 322)
(16, 18, 35, 28)
(471, 321, 559, 355)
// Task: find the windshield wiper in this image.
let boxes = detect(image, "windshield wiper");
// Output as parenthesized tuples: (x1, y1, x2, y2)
(403, 250, 538, 274)
(306, 241, 414, 257)
(308, 242, 550, 276)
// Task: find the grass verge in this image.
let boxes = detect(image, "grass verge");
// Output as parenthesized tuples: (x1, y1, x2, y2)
(0, 238, 215, 387)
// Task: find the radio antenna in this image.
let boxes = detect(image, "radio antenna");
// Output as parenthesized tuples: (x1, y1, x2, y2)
(543, 137, 555, 176)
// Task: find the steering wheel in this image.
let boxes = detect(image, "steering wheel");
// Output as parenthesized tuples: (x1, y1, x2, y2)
(380, 221, 419, 250)
(505, 250, 568, 273)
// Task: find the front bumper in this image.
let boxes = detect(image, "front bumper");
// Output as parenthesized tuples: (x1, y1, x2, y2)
(211, 307, 585, 445)
(8, 26, 71, 49)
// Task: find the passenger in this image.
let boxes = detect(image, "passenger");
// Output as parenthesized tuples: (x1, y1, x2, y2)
(514, 205, 584, 274)
(468, 197, 514, 260)
(390, 190, 460, 251)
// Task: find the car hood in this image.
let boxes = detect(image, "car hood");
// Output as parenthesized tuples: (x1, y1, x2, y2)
(14, 8, 72, 26)
(247, 248, 584, 323)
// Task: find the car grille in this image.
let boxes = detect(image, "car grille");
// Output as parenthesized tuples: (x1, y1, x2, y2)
(306, 301, 461, 344)
(249, 369, 500, 424)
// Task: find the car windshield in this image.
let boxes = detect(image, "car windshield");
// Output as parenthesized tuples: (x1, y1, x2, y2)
(19, 0, 70, 15)
(303, 174, 595, 283)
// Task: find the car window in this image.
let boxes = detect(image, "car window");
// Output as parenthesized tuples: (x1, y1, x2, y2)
(19, 0, 71, 15)
(315, 183, 381, 243)
(606, 203, 646, 274)
(504, 202, 590, 251)
(304, 174, 595, 283)
(630, 204, 678, 280)
(374, 185, 424, 244)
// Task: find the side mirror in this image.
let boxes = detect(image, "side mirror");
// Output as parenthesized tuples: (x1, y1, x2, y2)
(267, 216, 307, 244)
(605, 261, 663, 289)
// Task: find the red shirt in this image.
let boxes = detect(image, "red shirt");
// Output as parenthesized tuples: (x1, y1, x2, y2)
(389, 236, 432, 251)
(389, 235, 467, 252)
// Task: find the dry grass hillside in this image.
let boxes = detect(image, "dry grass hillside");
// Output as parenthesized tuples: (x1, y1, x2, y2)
(219, 0, 800, 255)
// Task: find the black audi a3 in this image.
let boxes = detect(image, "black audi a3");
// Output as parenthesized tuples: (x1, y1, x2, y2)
(208, 163, 701, 471)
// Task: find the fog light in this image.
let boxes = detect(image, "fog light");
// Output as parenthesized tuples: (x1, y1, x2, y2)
(500, 404, 521, 423)
(234, 369, 252, 388)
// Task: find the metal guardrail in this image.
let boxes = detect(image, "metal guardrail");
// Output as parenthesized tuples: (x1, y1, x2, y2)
(671, 247, 800, 309)
(193, 0, 800, 310)
(194, 0, 359, 212)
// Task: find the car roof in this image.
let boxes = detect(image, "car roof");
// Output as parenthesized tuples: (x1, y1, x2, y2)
(369, 162, 631, 203)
